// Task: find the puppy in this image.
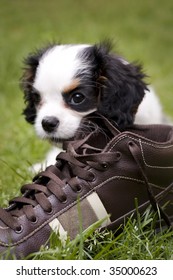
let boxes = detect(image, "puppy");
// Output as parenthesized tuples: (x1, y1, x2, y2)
(21, 42, 165, 171)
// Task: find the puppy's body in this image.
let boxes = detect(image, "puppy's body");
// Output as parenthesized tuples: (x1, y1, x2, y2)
(21, 42, 166, 171)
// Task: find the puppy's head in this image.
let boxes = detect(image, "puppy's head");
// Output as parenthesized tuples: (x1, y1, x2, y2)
(21, 42, 147, 142)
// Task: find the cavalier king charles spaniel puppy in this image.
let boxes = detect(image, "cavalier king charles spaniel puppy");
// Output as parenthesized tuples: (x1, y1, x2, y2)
(21, 41, 165, 171)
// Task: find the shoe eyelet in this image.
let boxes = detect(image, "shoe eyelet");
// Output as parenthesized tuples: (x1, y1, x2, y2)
(46, 207, 53, 215)
(90, 172, 96, 182)
(61, 197, 67, 204)
(116, 152, 122, 160)
(15, 225, 23, 234)
(101, 162, 109, 169)
(31, 216, 38, 224)
(128, 141, 134, 147)
(76, 185, 82, 193)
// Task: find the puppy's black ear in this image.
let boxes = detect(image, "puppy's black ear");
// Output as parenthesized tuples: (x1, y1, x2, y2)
(20, 51, 42, 124)
(93, 42, 148, 129)
(20, 46, 52, 124)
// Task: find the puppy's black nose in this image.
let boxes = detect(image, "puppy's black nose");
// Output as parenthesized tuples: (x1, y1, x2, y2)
(42, 117, 59, 133)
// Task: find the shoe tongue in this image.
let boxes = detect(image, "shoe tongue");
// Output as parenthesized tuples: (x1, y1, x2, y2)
(66, 114, 121, 155)
(85, 113, 121, 138)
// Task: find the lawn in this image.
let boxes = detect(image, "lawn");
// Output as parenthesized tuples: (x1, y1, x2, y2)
(0, 0, 173, 259)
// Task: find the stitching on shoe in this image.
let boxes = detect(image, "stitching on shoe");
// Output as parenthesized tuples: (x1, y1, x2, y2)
(1, 133, 173, 246)
(109, 135, 173, 152)
(138, 138, 173, 149)
(108, 135, 127, 151)
(0, 191, 93, 247)
(1, 175, 168, 247)
(0, 225, 8, 230)
(95, 176, 145, 191)
(0, 175, 146, 247)
(109, 135, 173, 169)
(139, 140, 173, 169)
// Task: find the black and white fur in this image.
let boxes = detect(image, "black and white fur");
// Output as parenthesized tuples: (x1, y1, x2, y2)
(21, 42, 165, 171)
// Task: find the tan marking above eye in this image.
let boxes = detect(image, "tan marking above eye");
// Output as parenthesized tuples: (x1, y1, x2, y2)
(97, 75, 107, 82)
(63, 79, 80, 94)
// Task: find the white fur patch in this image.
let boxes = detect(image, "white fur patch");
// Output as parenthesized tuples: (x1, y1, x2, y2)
(34, 44, 90, 95)
(33, 44, 93, 140)
(135, 87, 164, 124)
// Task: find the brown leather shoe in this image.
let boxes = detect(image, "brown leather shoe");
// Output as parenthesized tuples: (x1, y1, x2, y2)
(0, 114, 173, 259)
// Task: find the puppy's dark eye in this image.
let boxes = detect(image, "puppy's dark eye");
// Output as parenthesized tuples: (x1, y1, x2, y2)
(70, 93, 85, 104)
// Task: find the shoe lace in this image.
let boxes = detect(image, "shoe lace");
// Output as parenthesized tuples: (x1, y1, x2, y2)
(1, 131, 172, 232)
(0, 137, 119, 231)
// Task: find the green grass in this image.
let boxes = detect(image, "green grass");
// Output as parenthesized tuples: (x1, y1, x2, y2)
(21, 208, 173, 260)
(0, 0, 173, 259)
